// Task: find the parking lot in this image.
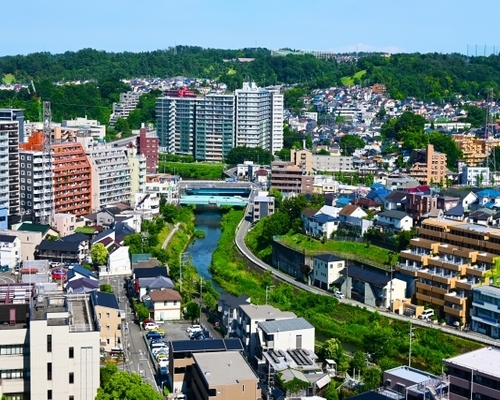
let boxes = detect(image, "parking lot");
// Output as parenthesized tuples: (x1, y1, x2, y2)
(161, 321, 197, 341)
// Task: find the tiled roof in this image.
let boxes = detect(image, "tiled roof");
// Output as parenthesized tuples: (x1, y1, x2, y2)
(149, 289, 182, 302)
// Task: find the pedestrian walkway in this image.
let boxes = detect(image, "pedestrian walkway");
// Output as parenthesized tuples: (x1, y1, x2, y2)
(162, 222, 180, 249)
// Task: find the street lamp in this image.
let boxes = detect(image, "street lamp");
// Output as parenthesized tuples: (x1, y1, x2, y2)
(265, 285, 275, 306)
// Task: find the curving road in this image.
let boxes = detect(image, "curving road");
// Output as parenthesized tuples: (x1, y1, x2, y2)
(234, 203, 500, 348)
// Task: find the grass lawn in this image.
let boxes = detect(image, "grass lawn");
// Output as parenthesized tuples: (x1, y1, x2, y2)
(156, 224, 172, 249)
(280, 233, 392, 269)
(2, 74, 14, 84)
(340, 69, 367, 86)
(158, 161, 224, 180)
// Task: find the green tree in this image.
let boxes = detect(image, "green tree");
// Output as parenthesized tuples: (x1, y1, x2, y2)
(135, 303, 150, 321)
(91, 243, 109, 266)
(124, 233, 143, 254)
(381, 112, 426, 140)
(351, 350, 367, 375)
(317, 149, 330, 155)
(96, 372, 163, 400)
(261, 211, 291, 242)
(339, 135, 365, 156)
(203, 292, 217, 312)
(100, 363, 118, 388)
(463, 105, 486, 128)
(113, 118, 131, 136)
(185, 301, 200, 323)
(363, 367, 383, 391)
(225, 146, 273, 165)
(323, 383, 339, 400)
(321, 338, 343, 360)
(100, 284, 114, 294)
(269, 188, 283, 209)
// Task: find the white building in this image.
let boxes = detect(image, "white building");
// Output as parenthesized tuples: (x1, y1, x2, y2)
(60, 116, 106, 139)
(0, 234, 20, 268)
(127, 145, 147, 199)
(86, 145, 132, 209)
(312, 254, 345, 291)
(0, 119, 20, 221)
(257, 317, 315, 352)
(375, 210, 414, 231)
(105, 246, 132, 276)
(461, 166, 490, 186)
(110, 91, 141, 126)
(313, 155, 355, 173)
(134, 192, 160, 217)
(235, 82, 283, 153)
(236, 304, 296, 361)
(149, 289, 182, 321)
(52, 213, 85, 237)
(145, 175, 179, 205)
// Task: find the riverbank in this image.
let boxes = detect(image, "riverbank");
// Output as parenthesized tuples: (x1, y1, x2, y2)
(209, 209, 483, 375)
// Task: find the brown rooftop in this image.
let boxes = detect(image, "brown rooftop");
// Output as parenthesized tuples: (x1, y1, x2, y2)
(149, 289, 182, 302)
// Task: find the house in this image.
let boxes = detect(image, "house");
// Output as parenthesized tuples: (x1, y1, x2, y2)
(168, 338, 244, 393)
(436, 196, 460, 212)
(352, 197, 383, 212)
(306, 213, 339, 239)
(191, 352, 261, 400)
(312, 254, 345, 291)
(100, 246, 131, 276)
(405, 193, 437, 222)
(301, 208, 320, 228)
(90, 290, 124, 353)
(255, 169, 269, 185)
(273, 368, 329, 399)
(365, 188, 391, 204)
(340, 265, 407, 309)
(148, 289, 182, 321)
(256, 317, 315, 354)
(467, 208, 495, 226)
(252, 193, 275, 223)
(444, 204, 465, 221)
(65, 277, 99, 294)
(137, 276, 174, 300)
(375, 210, 413, 232)
(337, 205, 372, 235)
(471, 286, 500, 338)
(236, 304, 296, 362)
(67, 265, 98, 282)
(35, 233, 89, 264)
(0, 234, 20, 268)
(384, 191, 407, 211)
(217, 294, 251, 335)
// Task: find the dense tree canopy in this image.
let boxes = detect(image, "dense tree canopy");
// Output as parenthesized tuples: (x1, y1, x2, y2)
(339, 134, 365, 156)
(381, 111, 426, 140)
(225, 146, 273, 165)
(96, 372, 162, 400)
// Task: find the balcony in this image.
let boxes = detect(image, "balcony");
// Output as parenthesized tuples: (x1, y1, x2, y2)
(444, 304, 465, 318)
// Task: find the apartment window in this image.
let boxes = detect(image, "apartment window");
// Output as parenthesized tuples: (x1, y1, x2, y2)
(47, 362, 52, 380)
(106, 312, 110, 318)
(27, 171, 31, 176)
(27, 179, 31, 184)
(20, 163, 24, 168)
(0, 345, 27, 355)
(69, 372, 74, 384)
(243, 384, 245, 392)
(69, 347, 74, 359)
(47, 390, 52, 400)
(69, 396, 74, 400)
(47, 335, 52, 352)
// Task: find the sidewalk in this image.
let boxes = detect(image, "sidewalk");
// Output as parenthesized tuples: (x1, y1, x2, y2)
(162, 222, 180, 249)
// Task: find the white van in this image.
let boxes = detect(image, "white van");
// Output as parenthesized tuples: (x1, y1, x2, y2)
(418, 309, 435, 320)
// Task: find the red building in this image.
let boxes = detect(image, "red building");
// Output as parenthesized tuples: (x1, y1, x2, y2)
(137, 124, 159, 174)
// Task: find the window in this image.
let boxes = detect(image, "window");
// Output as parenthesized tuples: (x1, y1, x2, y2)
(47, 362, 52, 380)
(69, 372, 74, 384)
(47, 390, 52, 400)
(69, 397, 74, 400)
(243, 384, 245, 392)
(106, 312, 110, 318)
(0, 345, 28, 355)
(47, 335, 52, 352)
(69, 347, 74, 359)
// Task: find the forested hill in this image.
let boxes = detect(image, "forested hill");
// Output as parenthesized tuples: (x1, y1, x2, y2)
(2, 47, 500, 101)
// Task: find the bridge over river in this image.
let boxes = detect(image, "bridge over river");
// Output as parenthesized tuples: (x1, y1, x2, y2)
(178, 180, 254, 206)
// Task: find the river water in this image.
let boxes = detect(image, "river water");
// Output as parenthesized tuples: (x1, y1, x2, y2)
(185, 210, 224, 293)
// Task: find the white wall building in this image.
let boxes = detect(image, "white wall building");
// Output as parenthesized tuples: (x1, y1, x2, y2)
(375, 210, 414, 231)
(312, 254, 345, 291)
(0, 234, 20, 268)
(61, 116, 106, 139)
(257, 317, 315, 352)
(462, 166, 490, 186)
(86, 145, 132, 209)
(149, 289, 182, 321)
(105, 246, 132, 276)
(313, 155, 355, 173)
(127, 145, 147, 199)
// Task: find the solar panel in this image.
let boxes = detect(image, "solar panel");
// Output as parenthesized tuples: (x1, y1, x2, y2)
(171, 339, 226, 352)
(223, 338, 244, 351)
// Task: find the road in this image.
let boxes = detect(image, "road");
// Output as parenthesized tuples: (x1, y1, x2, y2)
(234, 206, 500, 348)
(105, 277, 160, 392)
(162, 223, 180, 250)
(108, 135, 138, 148)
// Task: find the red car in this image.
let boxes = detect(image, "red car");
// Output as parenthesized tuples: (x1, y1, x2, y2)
(52, 269, 66, 280)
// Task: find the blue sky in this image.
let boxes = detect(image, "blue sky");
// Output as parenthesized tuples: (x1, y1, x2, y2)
(3, 0, 500, 56)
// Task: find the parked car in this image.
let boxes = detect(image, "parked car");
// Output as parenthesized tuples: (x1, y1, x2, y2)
(144, 322, 159, 331)
(146, 331, 164, 340)
(151, 328, 165, 335)
(334, 290, 345, 299)
(418, 309, 435, 320)
(52, 269, 66, 280)
(11, 266, 20, 276)
(186, 325, 201, 333)
(142, 318, 155, 329)
(190, 330, 210, 340)
(0, 265, 9, 272)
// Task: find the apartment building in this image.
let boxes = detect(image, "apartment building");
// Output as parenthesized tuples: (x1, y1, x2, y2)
(0, 122, 13, 223)
(0, 284, 100, 400)
(444, 347, 500, 400)
(0, 108, 25, 142)
(109, 91, 141, 126)
(236, 304, 296, 362)
(397, 220, 500, 325)
(127, 144, 146, 198)
(61, 116, 106, 139)
(0, 234, 20, 268)
(0, 120, 21, 225)
(461, 166, 490, 186)
(409, 144, 447, 186)
(470, 285, 500, 339)
(137, 124, 158, 173)
(270, 161, 314, 194)
(313, 154, 355, 173)
(168, 338, 244, 394)
(86, 145, 132, 209)
(89, 290, 124, 353)
(191, 352, 260, 400)
(290, 147, 313, 173)
(452, 133, 500, 166)
(251, 193, 275, 223)
(235, 82, 283, 153)
(145, 174, 179, 205)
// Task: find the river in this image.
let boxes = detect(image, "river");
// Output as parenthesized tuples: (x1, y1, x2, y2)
(185, 209, 225, 293)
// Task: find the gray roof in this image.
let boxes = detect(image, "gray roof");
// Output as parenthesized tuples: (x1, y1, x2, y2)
(314, 253, 343, 263)
(444, 347, 500, 379)
(0, 234, 16, 243)
(259, 317, 314, 334)
(193, 351, 258, 386)
(377, 210, 410, 220)
(239, 304, 296, 320)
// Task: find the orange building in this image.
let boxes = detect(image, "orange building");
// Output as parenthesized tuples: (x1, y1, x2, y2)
(20, 132, 92, 217)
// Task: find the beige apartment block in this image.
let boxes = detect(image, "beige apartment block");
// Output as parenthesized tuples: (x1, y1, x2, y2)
(452, 133, 500, 166)
(409, 144, 447, 185)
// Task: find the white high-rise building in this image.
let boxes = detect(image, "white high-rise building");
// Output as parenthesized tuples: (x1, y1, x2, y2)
(235, 82, 283, 153)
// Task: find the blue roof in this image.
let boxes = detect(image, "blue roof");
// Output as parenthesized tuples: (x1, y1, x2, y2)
(477, 189, 500, 198)
(483, 201, 496, 209)
(312, 213, 338, 224)
(90, 290, 120, 310)
(370, 183, 385, 190)
(335, 197, 350, 206)
(67, 265, 98, 280)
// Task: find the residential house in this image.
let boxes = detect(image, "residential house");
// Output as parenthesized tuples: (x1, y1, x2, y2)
(365, 188, 391, 204)
(191, 352, 261, 400)
(301, 208, 320, 232)
(252, 193, 275, 223)
(462, 166, 490, 186)
(65, 277, 99, 294)
(405, 193, 437, 222)
(67, 265, 98, 282)
(101, 246, 131, 276)
(0, 234, 20, 268)
(217, 294, 251, 335)
(352, 197, 383, 212)
(168, 338, 244, 393)
(444, 347, 500, 400)
(436, 196, 460, 212)
(468, 208, 495, 226)
(307, 213, 339, 238)
(384, 191, 407, 211)
(0, 228, 44, 261)
(52, 213, 85, 238)
(476, 189, 500, 208)
(337, 205, 372, 235)
(444, 204, 466, 221)
(385, 177, 419, 191)
(341, 264, 407, 309)
(255, 169, 269, 185)
(256, 317, 315, 356)
(236, 304, 296, 362)
(35, 233, 89, 264)
(148, 289, 182, 321)
(312, 254, 345, 291)
(90, 290, 124, 353)
(375, 210, 413, 232)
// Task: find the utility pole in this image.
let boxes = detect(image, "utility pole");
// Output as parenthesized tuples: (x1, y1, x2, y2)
(265, 285, 275, 306)
(199, 277, 203, 323)
(409, 320, 416, 367)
